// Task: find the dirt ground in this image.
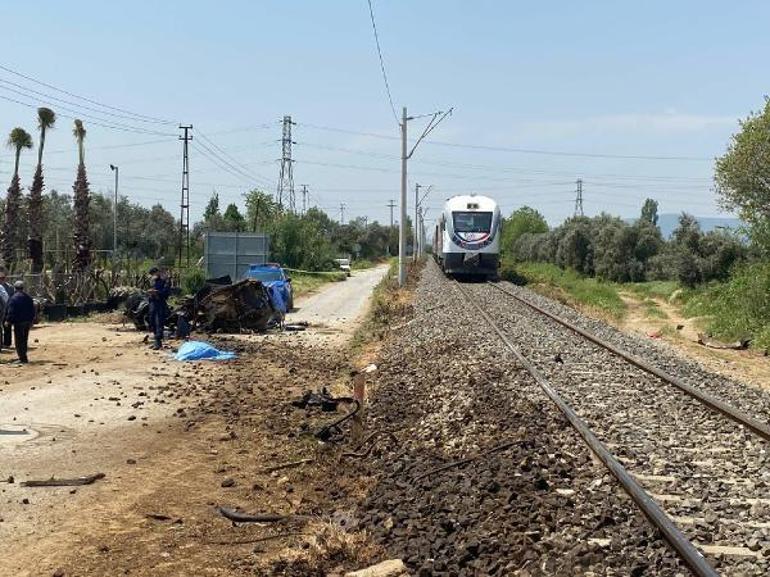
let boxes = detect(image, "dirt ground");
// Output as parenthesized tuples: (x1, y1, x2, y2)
(0, 267, 389, 577)
(615, 290, 770, 389)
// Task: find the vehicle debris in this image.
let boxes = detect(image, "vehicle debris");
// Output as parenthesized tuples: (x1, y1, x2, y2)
(697, 333, 751, 350)
(261, 458, 314, 474)
(21, 472, 105, 487)
(217, 506, 297, 525)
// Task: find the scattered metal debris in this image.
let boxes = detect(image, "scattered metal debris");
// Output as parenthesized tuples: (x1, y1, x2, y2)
(315, 399, 360, 442)
(697, 333, 750, 350)
(21, 472, 105, 487)
(261, 458, 314, 474)
(217, 506, 297, 524)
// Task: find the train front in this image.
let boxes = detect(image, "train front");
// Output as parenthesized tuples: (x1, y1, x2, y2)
(441, 195, 501, 277)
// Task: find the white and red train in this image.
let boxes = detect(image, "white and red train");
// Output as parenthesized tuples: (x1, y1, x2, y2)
(433, 194, 501, 278)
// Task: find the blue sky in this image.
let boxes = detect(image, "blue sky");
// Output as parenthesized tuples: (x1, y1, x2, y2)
(1, 1, 767, 226)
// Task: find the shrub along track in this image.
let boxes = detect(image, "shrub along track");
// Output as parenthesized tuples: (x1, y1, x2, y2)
(456, 276, 770, 576)
(352, 263, 689, 576)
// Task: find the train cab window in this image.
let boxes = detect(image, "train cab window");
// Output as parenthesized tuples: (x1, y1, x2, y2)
(453, 211, 492, 233)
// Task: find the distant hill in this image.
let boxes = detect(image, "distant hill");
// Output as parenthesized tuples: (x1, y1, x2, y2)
(657, 214, 743, 237)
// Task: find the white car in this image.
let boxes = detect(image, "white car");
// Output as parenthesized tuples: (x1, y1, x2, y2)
(334, 258, 352, 276)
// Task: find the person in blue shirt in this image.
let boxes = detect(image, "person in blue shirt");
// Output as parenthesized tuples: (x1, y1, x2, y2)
(4, 280, 35, 364)
(147, 267, 170, 350)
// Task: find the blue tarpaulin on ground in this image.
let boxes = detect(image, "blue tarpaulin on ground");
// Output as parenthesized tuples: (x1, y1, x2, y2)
(174, 340, 237, 361)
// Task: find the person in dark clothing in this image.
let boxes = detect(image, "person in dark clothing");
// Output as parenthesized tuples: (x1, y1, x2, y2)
(147, 267, 170, 350)
(5, 280, 34, 364)
(0, 269, 13, 348)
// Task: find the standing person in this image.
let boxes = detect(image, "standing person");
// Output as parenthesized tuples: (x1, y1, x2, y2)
(0, 269, 13, 348)
(147, 267, 170, 350)
(5, 280, 34, 364)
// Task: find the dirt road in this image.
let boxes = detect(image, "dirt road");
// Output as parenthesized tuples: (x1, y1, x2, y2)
(289, 265, 389, 340)
(0, 267, 388, 577)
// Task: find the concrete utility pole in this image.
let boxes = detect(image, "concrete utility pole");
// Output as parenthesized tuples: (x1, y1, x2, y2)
(414, 183, 421, 262)
(386, 200, 396, 257)
(399, 107, 408, 286)
(110, 164, 118, 272)
(398, 107, 452, 286)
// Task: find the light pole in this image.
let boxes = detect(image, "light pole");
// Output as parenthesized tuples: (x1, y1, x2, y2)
(110, 164, 118, 272)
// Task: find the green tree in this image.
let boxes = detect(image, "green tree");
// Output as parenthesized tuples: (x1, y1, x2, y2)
(715, 97, 770, 254)
(502, 206, 548, 258)
(243, 188, 281, 232)
(203, 191, 220, 220)
(222, 203, 246, 232)
(3, 127, 33, 269)
(640, 198, 659, 226)
(28, 107, 56, 272)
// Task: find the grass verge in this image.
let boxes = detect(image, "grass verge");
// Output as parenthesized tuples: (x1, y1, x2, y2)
(502, 261, 627, 320)
(286, 269, 347, 298)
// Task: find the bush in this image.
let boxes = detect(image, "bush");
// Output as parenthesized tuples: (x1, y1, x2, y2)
(684, 262, 770, 350)
(181, 267, 207, 295)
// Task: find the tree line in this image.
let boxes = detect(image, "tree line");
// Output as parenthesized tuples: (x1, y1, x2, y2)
(1, 106, 400, 275)
(505, 202, 747, 287)
(195, 189, 405, 270)
(503, 96, 770, 289)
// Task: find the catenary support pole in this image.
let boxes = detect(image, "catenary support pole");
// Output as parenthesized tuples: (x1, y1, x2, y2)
(399, 107, 407, 286)
(414, 183, 421, 262)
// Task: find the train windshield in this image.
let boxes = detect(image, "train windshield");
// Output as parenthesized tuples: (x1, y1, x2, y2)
(453, 211, 493, 233)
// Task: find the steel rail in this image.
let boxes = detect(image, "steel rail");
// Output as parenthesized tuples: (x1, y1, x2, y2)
(487, 281, 770, 443)
(452, 280, 719, 577)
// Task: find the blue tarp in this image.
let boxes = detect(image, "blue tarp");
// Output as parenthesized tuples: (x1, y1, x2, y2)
(244, 265, 291, 314)
(266, 283, 287, 314)
(174, 340, 237, 362)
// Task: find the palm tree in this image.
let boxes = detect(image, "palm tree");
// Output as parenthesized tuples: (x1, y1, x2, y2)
(72, 119, 91, 272)
(3, 127, 33, 269)
(28, 107, 56, 273)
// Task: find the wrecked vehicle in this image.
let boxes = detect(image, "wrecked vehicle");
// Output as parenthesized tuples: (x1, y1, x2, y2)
(122, 274, 278, 334)
(193, 278, 275, 332)
(123, 276, 277, 334)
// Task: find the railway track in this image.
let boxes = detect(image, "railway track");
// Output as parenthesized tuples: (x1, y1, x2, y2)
(453, 276, 770, 576)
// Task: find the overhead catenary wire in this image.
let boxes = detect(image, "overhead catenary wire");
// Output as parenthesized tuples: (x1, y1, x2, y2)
(365, 0, 399, 125)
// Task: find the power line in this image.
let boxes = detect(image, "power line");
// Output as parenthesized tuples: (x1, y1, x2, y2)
(196, 129, 274, 187)
(0, 83, 177, 136)
(0, 62, 176, 124)
(366, 0, 399, 125)
(0, 92, 177, 137)
(0, 76, 172, 125)
(298, 122, 712, 162)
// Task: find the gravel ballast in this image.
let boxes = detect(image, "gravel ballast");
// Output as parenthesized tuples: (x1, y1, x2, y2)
(354, 263, 691, 576)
